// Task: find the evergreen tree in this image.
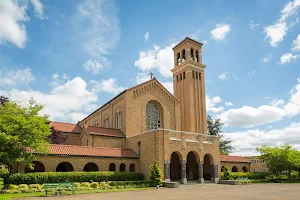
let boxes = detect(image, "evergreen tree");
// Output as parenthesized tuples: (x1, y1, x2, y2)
(149, 161, 162, 186)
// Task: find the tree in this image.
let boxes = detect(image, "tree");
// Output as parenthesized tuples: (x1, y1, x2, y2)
(0, 98, 51, 171)
(0, 96, 9, 105)
(149, 161, 162, 186)
(257, 144, 300, 179)
(207, 115, 234, 155)
(48, 126, 66, 144)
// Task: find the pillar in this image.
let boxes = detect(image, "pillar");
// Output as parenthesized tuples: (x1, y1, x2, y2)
(164, 160, 170, 181)
(197, 161, 204, 184)
(211, 163, 219, 183)
(180, 160, 187, 184)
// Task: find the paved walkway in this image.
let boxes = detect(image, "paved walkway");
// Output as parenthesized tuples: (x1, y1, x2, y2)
(19, 183, 300, 200)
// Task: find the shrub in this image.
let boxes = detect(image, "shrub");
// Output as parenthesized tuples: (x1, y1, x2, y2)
(149, 161, 162, 186)
(7, 184, 19, 190)
(221, 166, 232, 180)
(4, 171, 144, 184)
(0, 168, 9, 178)
(19, 184, 29, 190)
(80, 182, 90, 188)
(28, 184, 42, 190)
(99, 182, 109, 189)
(90, 182, 99, 188)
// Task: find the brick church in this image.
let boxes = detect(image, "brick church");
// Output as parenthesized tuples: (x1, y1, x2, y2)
(12, 37, 221, 184)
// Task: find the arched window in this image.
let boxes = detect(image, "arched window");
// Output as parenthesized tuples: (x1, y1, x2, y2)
(176, 75, 179, 83)
(192, 71, 195, 78)
(182, 49, 186, 62)
(146, 101, 161, 131)
(83, 162, 99, 171)
(120, 163, 126, 172)
(195, 50, 199, 62)
(104, 117, 109, 128)
(56, 162, 73, 172)
(177, 52, 181, 65)
(115, 111, 122, 129)
(94, 120, 99, 127)
(190, 48, 194, 60)
(129, 163, 135, 172)
(109, 163, 116, 171)
(180, 74, 182, 81)
(183, 72, 186, 79)
(25, 161, 45, 173)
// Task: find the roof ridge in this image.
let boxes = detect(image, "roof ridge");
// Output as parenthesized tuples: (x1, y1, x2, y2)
(50, 121, 77, 125)
(50, 144, 133, 151)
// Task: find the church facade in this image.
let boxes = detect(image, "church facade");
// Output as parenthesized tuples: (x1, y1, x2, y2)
(12, 37, 221, 184)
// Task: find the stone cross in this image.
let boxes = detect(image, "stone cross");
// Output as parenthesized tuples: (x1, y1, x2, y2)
(149, 72, 154, 79)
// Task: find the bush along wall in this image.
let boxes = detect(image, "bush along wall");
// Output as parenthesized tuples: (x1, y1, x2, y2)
(221, 172, 270, 180)
(4, 172, 144, 185)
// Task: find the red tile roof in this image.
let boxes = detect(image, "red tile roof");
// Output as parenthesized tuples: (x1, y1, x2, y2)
(38, 144, 138, 158)
(220, 155, 250, 163)
(50, 121, 82, 134)
(87, 126, 125, 138)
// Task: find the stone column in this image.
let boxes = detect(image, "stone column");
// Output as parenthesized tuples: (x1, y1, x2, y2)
(197, 161, 204, 184)
(211, 163, 219, 183)
(164, 160, 170, 181)
(180, 160, 187, 184)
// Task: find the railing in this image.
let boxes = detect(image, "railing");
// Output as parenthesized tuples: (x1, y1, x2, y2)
(166, 129, 216, 144)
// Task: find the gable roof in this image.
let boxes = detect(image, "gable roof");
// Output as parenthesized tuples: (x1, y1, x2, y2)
(80, 78, 178, 122)
(220, 155, 250, 163)
(172, 37, 203, 50)
(50, 121, 82, 134)
(87, 126, 125, 138)
(35, 144, 138, 158)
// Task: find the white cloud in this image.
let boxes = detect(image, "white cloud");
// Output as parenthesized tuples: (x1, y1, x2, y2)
(144, 31, 149, 42)
(206, 95, 224, 113)
(261, 55, 272, 62)
(220, 78, 300, 128)
(225, 122, 300, 155)
(218, 72, 229, 80)
(264, 22, 287, 47)
(91, 78, 125, 95)
(161, 81, 173, 94)
(203, 40, 208, 44)
(30, 0, 45, 20)
(0, 77, 98, 123)
(264, 0, 300, 47)
(292, 34, 300, 51)
(73, 0, 120, 59)
(134, 44, 174, 78)
(280, 52, 299, 64)
(0, 0, 28, 48)
(136, 72, 151, 84)
(210, 24, 231, 40)
(249, 20, 260, 29)
(0, 68, 35, 87)
(83, 59, 107, 74)
(51, 73, 69, 87)
(225, 102, 233, 106)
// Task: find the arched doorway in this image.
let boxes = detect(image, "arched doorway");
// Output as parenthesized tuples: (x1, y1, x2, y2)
(25, 161, 45, 173)
(242, 166, 248, 172)
(170, 152, 181, 181)
(56, 162, 73, 172)
(186, 151, 199, 180)
(120, 163, 126, 172)
(203, 154, 213, 180)
(109, 163, 116, 171)
(221, 166, 225, 172)
(129, 163, 135, 172)
(83, 162, 98, 171)
(232, 166, 238, 172)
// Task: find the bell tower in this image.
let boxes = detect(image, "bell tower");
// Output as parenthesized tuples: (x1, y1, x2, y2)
(171, 37, 207, 134)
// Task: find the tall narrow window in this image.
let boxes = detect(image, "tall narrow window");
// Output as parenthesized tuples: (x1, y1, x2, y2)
(115, 113, 118, 128)
(177, 53, 181, 65)
(196, 72, 198, 79)
(176, 75, 179, 83)
(183, 72, 186, 79)
(195, 50, 199, 62)
(180, 74, 182, 81)
(182, 49, 186, 62)
(118, 111, 122, 129)
(192, 71, 195, 78)
(190, 48, 194, 60)
(104, 118, 109, 128)
(146, 101, 161, 131)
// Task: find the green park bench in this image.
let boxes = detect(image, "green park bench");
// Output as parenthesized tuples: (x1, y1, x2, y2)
(44, 182, 75, 196)
(237, 177, 251, 184)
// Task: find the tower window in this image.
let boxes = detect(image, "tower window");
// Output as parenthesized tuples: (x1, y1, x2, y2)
(180, 74, 182, 81)
(190, 48, 194, 60)
(182, 49, 186, 63)
(196, 50, 199, 62)
(177, 53, 181, 65)
(183, 72, 186, 79)
(192, 71, 195, 78)
(196, 72, 198, 79)
(176, 75, 179, 83)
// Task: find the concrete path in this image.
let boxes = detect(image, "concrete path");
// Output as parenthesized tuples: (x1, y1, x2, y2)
(18, 183, 300, 200)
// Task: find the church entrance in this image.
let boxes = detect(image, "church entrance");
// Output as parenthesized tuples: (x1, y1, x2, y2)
(186, 151, 198, 180)
(170, 152, 181, 181)
(203, 154, 213, 180)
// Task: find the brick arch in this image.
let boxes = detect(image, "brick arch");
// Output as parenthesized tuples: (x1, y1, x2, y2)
(242, 166, 248, 172)
(232, 166, 238, 172)
(56, 162, 73, 172)
(83, 162, 99, 172)
(170, 151, 183, 181)
(25, 161, 45, 173)
(186, 151, 200, 180)
(203, 153, 214, 180)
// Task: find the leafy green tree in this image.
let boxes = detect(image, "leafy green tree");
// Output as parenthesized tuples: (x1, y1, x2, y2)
(0, 98, 51, 171)
(149, 161, 162, 186)
(207, 115, 234, 155)
(257, 144, 300, 179)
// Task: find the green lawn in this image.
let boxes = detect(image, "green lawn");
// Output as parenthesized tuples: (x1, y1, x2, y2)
(0, 187, 152, 200)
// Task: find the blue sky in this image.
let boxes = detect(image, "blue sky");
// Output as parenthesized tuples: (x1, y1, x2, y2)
(0, 0, 300, 155)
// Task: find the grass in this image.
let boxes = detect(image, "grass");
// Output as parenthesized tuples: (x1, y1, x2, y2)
(0, 187, 152, 200)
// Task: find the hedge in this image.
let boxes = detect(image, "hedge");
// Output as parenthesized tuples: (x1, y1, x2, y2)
(221, 172, 270, 180)
(4, 172, 144, 185)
